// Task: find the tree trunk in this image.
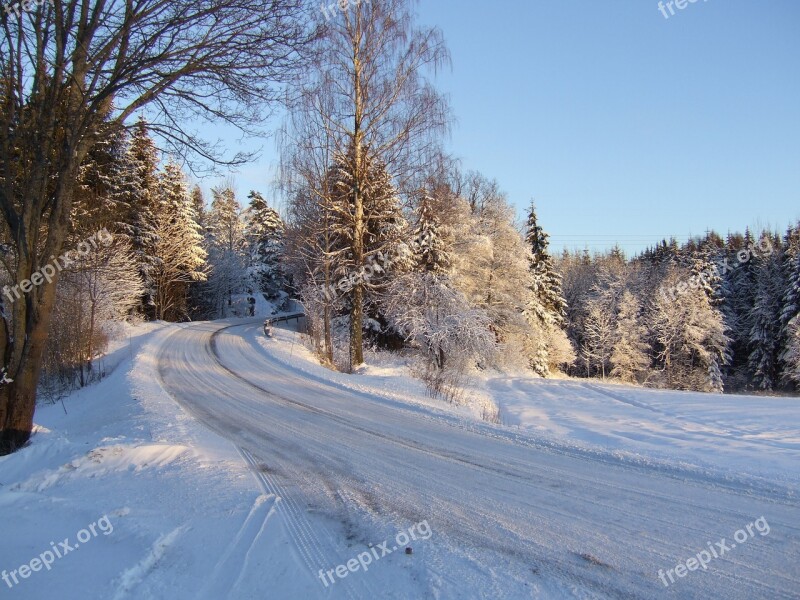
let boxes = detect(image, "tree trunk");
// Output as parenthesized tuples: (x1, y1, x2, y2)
(323, 262, 333, 363)
(348, 22, 365, 371)
(0, 156, 78, 455)
(87, 298, 97, 374)
(349, 280, 364, 371)
(0, 275, 60, 454)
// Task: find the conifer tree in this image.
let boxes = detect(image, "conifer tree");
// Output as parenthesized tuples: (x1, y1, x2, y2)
(150, 161, 207, 320)
(118, 118, 161, 318)
(244, 191, 288, 299)
(523, 202, 573, 375)
(525, 202, 567, 327)
(412, 191, 451, 275)
(721, 229, 757, 385)
(206, 185, 247, 316)
(779, 224, 800, 387)
(748, 233, 784, 390)
(325, 144, 410, 359)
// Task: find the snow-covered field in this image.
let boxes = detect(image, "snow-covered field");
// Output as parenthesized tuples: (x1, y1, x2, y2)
(487, 375, 800, 489)
(1, 318, 798, 599)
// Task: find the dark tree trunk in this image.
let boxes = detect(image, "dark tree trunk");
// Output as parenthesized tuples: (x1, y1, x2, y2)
(0, 269, 60, 453)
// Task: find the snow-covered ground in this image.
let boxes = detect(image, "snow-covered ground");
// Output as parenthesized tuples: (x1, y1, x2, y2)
(486, 375, 800, 489)
(1, 318, 798, 599)
(0, 322, 305, 599)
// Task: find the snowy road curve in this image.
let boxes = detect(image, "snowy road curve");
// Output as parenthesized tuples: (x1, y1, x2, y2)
(157, 320, 800, 599)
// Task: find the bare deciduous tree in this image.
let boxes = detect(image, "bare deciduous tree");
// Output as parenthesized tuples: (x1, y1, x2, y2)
(281, 0, 449, 370)
(0, 0, 315, 454)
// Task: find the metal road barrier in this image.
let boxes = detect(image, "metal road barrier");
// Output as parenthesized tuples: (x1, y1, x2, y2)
(263, 312, 305, 336)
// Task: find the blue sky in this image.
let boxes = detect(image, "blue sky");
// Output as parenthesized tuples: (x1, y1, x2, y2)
(203, 0, 800, 256)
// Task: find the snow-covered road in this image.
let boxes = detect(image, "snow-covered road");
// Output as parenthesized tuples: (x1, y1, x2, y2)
(157, 319, 800, 599)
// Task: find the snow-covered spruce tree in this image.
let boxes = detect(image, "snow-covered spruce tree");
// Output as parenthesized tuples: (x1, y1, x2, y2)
(523, 202, 573, 375)
(782, 314, 800, 386)
(556, 248, 599, 376)
(412, 190, 451, 275)
(779, 224, 800, 388)
(71, 117, 129, 237)
(688, 232, 726, 306)
(191, 185, 207, 231)
(325, 143, 411, 357)
(185, 186, 215, 320)
(650, 267, 730, 392)
(610, 290, 650, 383)
(205, 185, 248, 317)
(720, 229, 757, 387)
(747, 232, 785, 390)
(244, 191, 288, 300)
(116, 117, 161, 318)
(525, 202, 567, 326)
(150, 161, 207, 321)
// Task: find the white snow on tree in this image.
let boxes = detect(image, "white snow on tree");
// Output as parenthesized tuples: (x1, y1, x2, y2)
(747, 233, 784, 390)
(782, 314, 800, 385)
(244, 191, 288, 300)
(150, 161, 207, 321)
(651, 267, 730, 392)
(117, 117, 161, 317)
(524, 201, 573, 376)
(383, 271, 496, 401)
(610, 290, 651, 383)
(779, 224, 800, 386)
(525, 201, 567, 327)
(324, 143, 411, 351)
(205, 185, 248, 317)
(412, 189, 451, 275)
(721, 229, 757, 385)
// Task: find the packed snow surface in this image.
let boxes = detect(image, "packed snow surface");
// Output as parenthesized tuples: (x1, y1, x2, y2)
(1, 318, 798, 599)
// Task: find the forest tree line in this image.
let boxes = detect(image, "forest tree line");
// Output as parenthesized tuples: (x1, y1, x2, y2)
(32, 115, 800, 402)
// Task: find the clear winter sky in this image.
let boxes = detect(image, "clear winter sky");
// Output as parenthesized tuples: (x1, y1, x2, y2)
(200, 0, 800, 257)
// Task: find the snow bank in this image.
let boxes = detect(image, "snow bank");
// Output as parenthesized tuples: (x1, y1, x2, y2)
(0, 322, 303, 600)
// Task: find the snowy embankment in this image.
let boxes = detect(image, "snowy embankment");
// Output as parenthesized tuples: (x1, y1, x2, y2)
(0, 322, 302, 600)
(270, 323, 799, 491)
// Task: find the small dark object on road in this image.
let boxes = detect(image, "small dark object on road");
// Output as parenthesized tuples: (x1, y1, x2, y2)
(405, 547, 413, 555)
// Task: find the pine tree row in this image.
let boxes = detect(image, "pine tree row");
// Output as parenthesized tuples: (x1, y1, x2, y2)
(558, 228, 800, 392)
